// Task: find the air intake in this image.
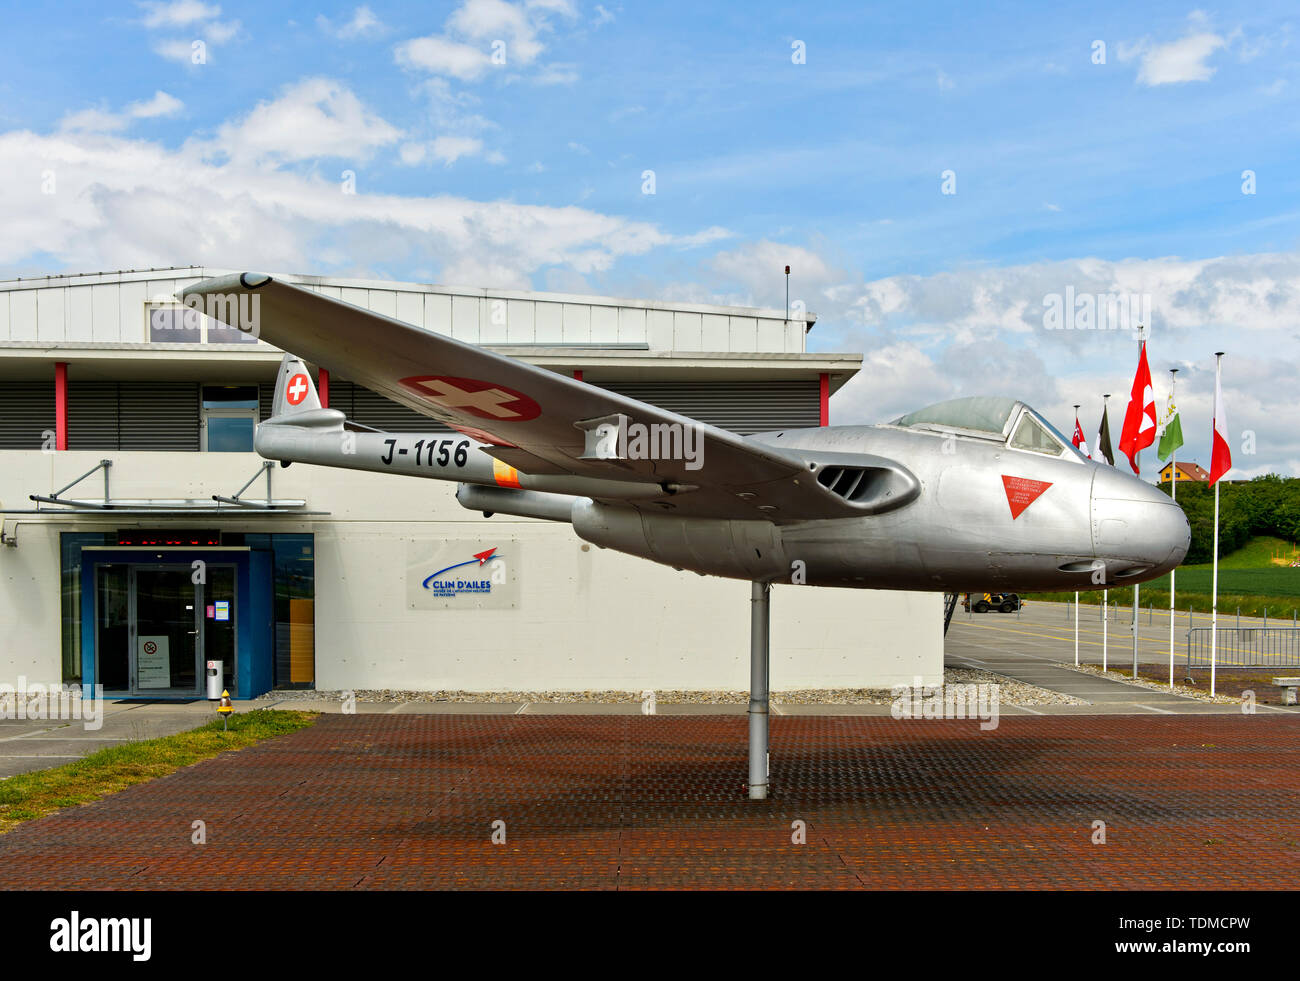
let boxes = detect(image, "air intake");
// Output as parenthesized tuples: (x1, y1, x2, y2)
(816, 465, 884, 503)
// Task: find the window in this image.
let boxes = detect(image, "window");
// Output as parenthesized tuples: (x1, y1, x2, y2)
(148, 304, 202, 343)
(891, 396, 1020, 437)
(201, 385, 258, 452)
(1009, 413, 1065, 455)
(147, 303, 258, 344)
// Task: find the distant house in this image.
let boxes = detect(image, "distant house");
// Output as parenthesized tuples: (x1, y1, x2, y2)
(1159, 461, 1210, 484)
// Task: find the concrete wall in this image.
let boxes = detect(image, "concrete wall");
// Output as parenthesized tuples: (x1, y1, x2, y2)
(0, 451, 942, 692)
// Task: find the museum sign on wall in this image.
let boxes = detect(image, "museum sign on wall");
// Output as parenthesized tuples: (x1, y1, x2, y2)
(406, 540, 520, 610)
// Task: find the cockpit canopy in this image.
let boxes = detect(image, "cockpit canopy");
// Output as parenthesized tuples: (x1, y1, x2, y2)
(889, 396, 1085, 461)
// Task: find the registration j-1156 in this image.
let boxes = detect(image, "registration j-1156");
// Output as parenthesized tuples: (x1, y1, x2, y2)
(379, 437, 470, 467)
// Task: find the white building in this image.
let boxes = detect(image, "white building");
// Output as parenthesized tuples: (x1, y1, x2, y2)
(0, 267, 940, 699)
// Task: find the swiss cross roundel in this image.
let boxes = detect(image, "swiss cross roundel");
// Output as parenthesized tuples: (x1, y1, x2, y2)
(286, 373, 311, 406)
(397, 375, 541, 422)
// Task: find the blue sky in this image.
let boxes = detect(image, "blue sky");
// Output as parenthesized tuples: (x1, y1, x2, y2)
(2, 1, 1298, 475)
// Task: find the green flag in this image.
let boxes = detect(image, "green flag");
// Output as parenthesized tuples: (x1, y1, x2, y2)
(1158, 398, 1184, 462)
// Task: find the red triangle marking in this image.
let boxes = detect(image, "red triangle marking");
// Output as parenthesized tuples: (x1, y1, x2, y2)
(1001, 475, 1053, 519)
(473, 548, 498, 564)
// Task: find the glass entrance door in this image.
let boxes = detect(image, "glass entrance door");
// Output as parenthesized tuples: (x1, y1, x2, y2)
(129, 566, 201, 697)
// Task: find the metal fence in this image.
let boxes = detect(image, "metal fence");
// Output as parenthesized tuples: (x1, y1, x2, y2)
(1186, 627, 1300, 669)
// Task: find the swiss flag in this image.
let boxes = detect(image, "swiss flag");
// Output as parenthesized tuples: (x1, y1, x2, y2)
(1118, 341, 1157, 474)
(1209, 357, 1232, 485)
(1071, 413, 1090, 458)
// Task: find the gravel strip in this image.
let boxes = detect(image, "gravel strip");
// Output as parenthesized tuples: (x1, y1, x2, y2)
(1060, 663, 1239, 705)
(251, 666, 1083, 707)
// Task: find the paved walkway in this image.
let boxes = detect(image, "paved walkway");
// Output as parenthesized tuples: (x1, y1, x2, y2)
(945, 602, 1298, 716)
(3, 712, 1296, 890)
(0, 700, 214, 779)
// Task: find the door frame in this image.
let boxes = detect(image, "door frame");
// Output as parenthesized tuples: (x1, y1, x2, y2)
(81, 545, 268, 699)
(93, 561, 238, 698)
(122, 563, 202, 698)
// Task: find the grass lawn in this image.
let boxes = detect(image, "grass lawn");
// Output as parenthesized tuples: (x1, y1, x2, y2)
(0, 709, 318, 834)
(1026, 535, 1300, 618)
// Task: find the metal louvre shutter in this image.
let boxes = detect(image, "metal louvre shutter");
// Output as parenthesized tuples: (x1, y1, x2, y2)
(119, 382, 200, 451)
(259, 382, 275, 422)
(67, 382, 121, 450)
(594, 380, 820, 435)
(0, 381, 55, 449)
(334, 379, 450, 432)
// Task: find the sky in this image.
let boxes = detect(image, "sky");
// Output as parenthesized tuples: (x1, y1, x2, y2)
(2, 1, 1298, 477)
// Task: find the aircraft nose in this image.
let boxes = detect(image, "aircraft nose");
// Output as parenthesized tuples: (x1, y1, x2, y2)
(1090, 466, 1190, 579)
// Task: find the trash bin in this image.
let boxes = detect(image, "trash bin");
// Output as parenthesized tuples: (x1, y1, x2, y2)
(206, 660, 223, 700)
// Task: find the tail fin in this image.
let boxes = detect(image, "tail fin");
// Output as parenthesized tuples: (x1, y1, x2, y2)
(270, 354, 322, 418)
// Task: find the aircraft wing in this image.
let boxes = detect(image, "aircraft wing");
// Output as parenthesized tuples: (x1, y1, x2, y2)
(183, 274, 913, 522)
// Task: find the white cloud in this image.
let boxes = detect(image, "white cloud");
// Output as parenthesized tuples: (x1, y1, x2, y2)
(138, 0, 218, 28)
(396, 36, 493, 81)
(59, 91, 184, 132)
(128, 90, 184, 119)
(431, 135, 484, 164)
(592, 4, 614, 26)
(394, 0, 577, 83)
(708, 239, 840, 304)
(141, 0, 240, 61)
(0, 99, 716, 293)
(398, 142, 427, 165)
(152, 39, 197, 62)
(214, 78, 401, 163)
(202, 19, 240, 44)
(318, 5, 385, 40)
(1121, 31, 1226, 85)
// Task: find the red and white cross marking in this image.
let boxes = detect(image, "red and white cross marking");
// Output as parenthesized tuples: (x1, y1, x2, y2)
(398, 375, 541, 422)
(286, 373, 311, 406)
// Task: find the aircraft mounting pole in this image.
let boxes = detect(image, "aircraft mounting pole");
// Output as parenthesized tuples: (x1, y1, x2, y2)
(748, 580, 771, 800)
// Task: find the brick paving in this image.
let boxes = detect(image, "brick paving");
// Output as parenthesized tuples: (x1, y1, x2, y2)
(1, 713, 1298, 890)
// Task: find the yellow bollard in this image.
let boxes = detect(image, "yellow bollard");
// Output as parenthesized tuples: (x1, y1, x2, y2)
(217, 689, 234, 731)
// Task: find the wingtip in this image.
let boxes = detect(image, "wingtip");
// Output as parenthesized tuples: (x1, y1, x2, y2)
(182, 271, 272, 298)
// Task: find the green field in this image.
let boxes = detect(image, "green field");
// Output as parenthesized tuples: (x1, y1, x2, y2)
(1143, 567, 1300, 598)
(1025, 535, 1300, 617)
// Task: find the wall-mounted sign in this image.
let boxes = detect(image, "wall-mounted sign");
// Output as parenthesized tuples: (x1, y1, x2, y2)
(117, 529, 221, 546)
(407, 540, 520, 610)
(137, 635, 171, 689)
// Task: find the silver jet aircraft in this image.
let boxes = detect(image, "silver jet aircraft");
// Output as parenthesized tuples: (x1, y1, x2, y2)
(185, 273, 1189, 798)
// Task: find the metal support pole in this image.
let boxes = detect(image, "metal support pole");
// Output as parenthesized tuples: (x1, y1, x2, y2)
(748, 581, 770, 801)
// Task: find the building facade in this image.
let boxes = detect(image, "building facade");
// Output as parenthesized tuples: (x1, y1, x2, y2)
(0, 267, 941, 699)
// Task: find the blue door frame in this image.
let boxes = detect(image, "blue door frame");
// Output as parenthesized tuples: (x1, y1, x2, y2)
(80, 549, 274, 699)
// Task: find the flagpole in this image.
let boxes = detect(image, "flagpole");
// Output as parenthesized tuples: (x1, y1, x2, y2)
(1210, 353, 1224, 698)
(1168, 367, 1179, 689)
(1073, 401, 1081, 666)
(1101, 393, 1111, 672)
(1133, 333, 1148, 678)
